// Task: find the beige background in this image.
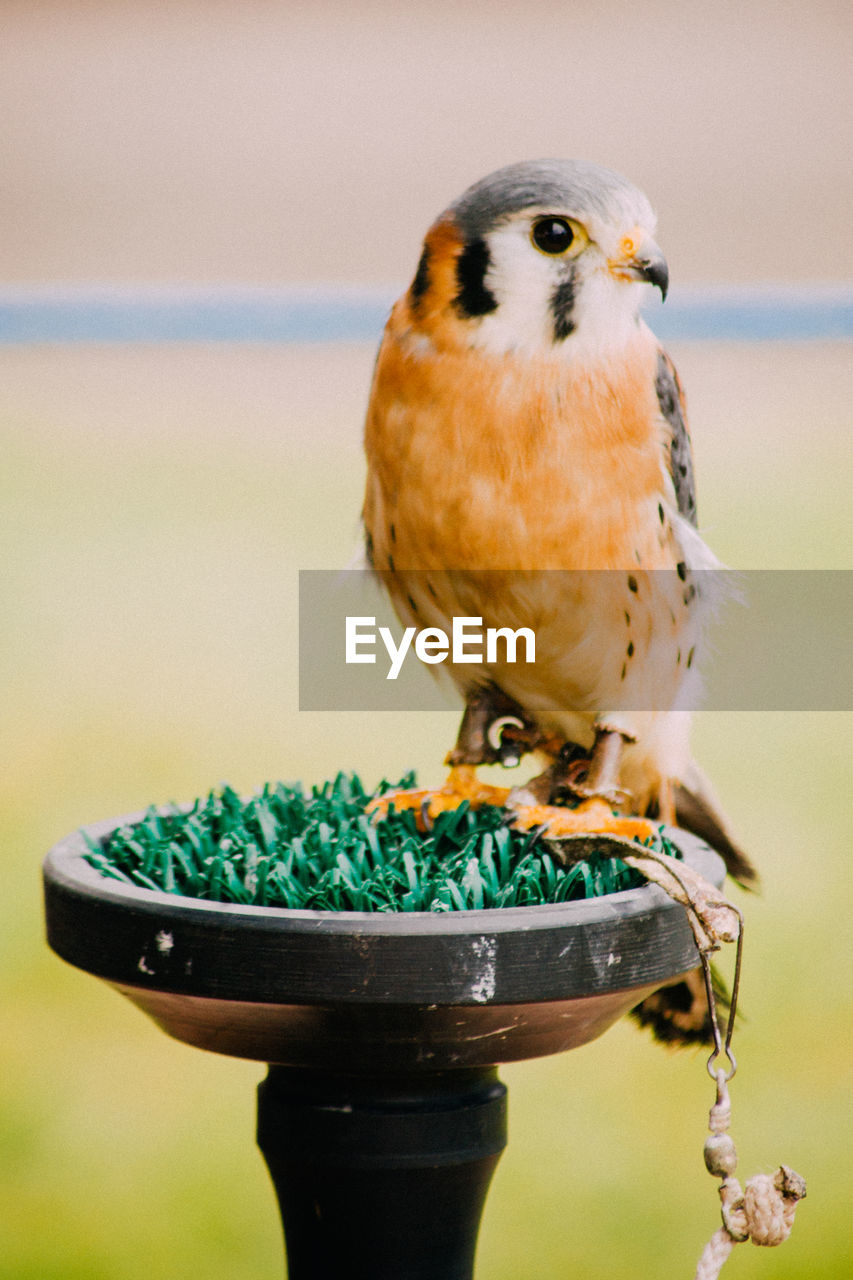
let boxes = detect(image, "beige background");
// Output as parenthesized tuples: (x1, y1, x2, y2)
(2, 0, 852, 288)
(2, 5, 852, 1280)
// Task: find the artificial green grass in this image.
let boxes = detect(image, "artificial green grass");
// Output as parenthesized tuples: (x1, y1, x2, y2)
(81, 772, 682, 912)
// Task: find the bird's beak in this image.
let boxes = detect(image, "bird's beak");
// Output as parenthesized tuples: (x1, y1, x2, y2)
(608, 231, 669, 301)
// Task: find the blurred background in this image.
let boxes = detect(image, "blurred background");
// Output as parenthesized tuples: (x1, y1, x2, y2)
(2, 1, 851, 1277)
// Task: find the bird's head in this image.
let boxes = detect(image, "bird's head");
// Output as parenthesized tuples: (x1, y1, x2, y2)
(406, 159, 668, 360)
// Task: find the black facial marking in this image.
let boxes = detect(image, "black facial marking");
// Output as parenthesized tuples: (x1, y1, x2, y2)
(627, 574, 638, 594)
(658, 503, 665, 525)
(388, 553, 395, 573)
(409, 246, 431, 308)
(655, 351, 697, 526)
(407, 594, 419, 615)
(620, 662, 627, 681)
(427, 579, 438, 598)
(549, 276, 576, 341)
(390, 523, 397, 544)
(453, 238, 498, 318)
(364, 529, 374, 567)
(686, 646, 695, 669)
(676, 561, 687, 581)
(626, 641, 635, 658)
(624, 611, 631, 626)
(683, 583, 697, 605)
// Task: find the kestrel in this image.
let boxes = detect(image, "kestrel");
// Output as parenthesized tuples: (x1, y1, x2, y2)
(362, 160, 755, 1038)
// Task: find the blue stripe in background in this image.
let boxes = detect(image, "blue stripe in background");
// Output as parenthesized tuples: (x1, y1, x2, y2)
(0, 285, 851, 344)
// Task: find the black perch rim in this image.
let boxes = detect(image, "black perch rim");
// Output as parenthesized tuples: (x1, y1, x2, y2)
(43, 815, 723, 1069)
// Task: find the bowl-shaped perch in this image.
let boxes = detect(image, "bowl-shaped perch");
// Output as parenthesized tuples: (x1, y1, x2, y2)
(44, 817, 722, 1071)
(43, 816, 724, 1280)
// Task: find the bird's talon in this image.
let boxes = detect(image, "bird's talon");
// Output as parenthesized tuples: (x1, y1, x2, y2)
(419, 797, 434, 832)
(368, 767, 512, 832)
(507, 796, 658, 845)
(572, 782, 632, 807)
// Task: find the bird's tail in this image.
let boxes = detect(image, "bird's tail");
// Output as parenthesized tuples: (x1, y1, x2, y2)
(673, 761, 758, 890)
(632, 760, 753, 1046)
(629, 965, 731, 1046)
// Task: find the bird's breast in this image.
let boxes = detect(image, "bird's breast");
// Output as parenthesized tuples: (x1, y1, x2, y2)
(364, 322, 671, 574)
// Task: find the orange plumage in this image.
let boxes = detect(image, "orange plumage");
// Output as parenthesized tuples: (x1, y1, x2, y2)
(362, 160, 754, 897)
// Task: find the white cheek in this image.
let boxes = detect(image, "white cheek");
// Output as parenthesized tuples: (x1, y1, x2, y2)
(467, 224, 557, 355)
(562, 271, 646, 363)
(465, 224, 646, 363)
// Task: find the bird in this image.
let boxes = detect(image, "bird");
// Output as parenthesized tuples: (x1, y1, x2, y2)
(361, 159, 756, 1042)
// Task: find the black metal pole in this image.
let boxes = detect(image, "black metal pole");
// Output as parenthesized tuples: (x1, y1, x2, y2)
(257, 1065, 508, 1280)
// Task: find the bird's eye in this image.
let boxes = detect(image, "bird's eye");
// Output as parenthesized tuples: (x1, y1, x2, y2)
(530, 216, 588, 259)
(531, 217, 576, 255)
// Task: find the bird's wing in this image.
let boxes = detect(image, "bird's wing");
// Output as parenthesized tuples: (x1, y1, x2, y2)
(655, 349, 697, 527)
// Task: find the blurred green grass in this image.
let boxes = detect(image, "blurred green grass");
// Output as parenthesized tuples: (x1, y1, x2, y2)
(1, 340, 851, 1278)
